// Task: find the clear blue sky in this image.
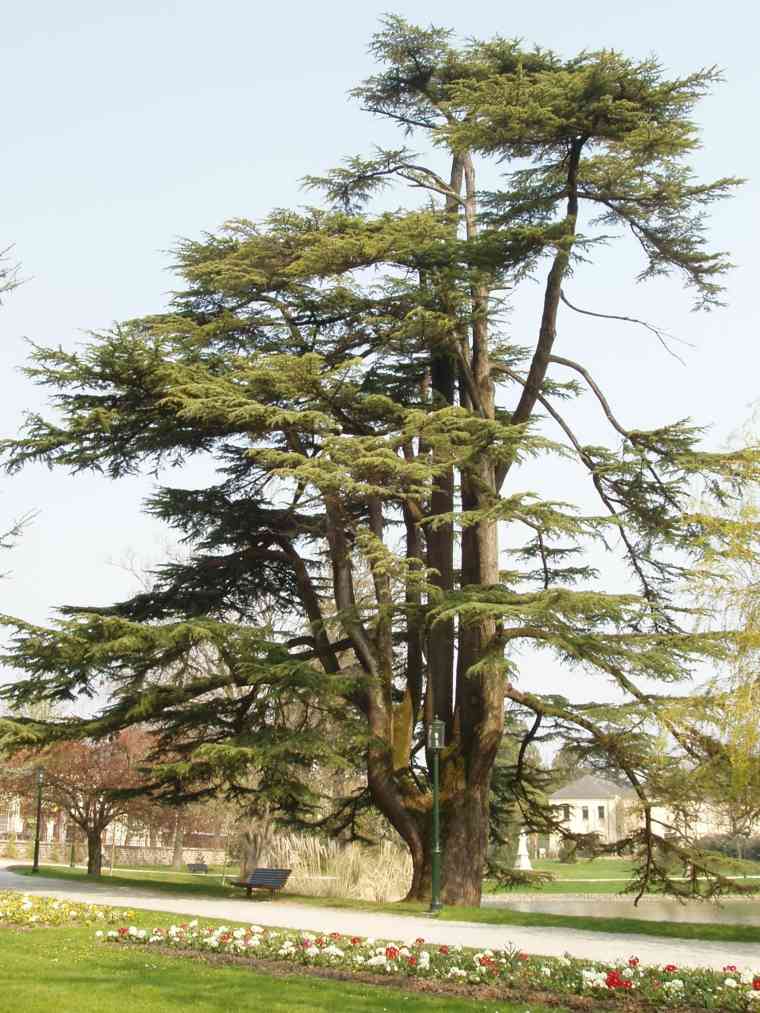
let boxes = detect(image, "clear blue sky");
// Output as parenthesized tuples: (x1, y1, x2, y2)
(2, 0, 758, 701)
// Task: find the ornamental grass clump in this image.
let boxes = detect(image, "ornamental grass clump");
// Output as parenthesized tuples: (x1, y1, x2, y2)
(0, 891, 119, 927)
(101, 921, 760, 1009)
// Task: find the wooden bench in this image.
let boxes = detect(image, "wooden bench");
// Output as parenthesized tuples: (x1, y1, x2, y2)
(186, 862, 208, 874)
(232, 868, 291, 898)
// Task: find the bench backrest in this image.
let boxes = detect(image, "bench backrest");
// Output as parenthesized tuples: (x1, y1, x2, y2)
(245, 868, 291, 889)
(187, 863, 208, 871)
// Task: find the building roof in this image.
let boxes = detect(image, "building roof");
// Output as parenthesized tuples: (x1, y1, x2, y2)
(550, 774, 636, 801)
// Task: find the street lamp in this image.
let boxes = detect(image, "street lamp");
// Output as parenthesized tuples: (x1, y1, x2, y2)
(32, 767, 44, 874)
(427, 717, 445, 914)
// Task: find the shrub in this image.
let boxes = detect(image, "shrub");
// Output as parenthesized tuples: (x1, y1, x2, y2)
(558, 841, 577, 864)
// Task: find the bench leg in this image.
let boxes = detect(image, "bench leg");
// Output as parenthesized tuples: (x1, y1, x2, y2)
(246, 886, 252, 898)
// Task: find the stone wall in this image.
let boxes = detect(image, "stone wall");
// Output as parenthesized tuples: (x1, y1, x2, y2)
(0, 837, 227, 867)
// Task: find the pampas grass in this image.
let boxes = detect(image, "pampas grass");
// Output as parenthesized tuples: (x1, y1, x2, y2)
(264, 833, 412, 902)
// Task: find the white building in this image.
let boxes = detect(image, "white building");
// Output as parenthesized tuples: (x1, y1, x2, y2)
(0, 798, 24, 836)
(549, 774, 635, 850)
(548, 774, 755, 854)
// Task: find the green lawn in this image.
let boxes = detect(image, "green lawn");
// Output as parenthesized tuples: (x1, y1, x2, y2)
(485, 857, 760, 894)
(0, 912, 563, 1013)
(12, 864, 760, 945)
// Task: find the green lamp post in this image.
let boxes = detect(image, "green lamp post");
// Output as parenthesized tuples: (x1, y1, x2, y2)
(427, 717, 445, 914)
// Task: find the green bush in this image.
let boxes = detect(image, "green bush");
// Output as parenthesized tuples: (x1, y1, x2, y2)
(558, 840, 577, 864)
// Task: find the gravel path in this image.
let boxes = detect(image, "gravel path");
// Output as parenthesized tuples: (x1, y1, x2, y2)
(1, 860, 756, 972)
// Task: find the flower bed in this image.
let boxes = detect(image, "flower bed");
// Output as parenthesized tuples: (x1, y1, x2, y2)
(100, 919, 760, 1009)
(0, 891, 120, 927)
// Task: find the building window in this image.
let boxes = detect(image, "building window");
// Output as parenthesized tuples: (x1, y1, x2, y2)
(598, 806, 605, 820)
(562, 805, 570, 821)
(581, 807, 589, 821)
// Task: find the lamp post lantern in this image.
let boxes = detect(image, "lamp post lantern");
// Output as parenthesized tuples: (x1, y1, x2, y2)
(427, 718, 445, 914)
(32, 767, 44, 874)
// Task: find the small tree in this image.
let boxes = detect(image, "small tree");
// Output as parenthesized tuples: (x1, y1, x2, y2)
(0, 733, 148, 876)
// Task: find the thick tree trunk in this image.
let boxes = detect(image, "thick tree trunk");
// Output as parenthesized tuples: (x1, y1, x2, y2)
(171, 817, 184, 870)
(441, 781, 491, 906)
(404, 818, 432, 901)
(238, 814, 274, 879)
(86, 829, 103, 876)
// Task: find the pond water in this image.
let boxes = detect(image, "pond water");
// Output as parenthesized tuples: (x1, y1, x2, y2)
(483, 894, 760, 925)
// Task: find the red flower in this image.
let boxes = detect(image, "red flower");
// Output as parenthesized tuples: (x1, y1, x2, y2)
(329, 932, 341, 940)
(407, 956, 417, 967)
(753, 977, 760, 991)
(385, 946, 399, 960)
(439, 945, 449, 955)
(605, 970, 632, 990)
(517, 952, 529, 961)
(350, 936, 362, 946)
(479, 956, 496, 968)
(664, 964, 678, 973)
(315, 936, 326, 948)
(628, 956, 639, 968)
(117, 927, 128, 937)
(723, 965, 737, 973)
(414, 937, 425, 946)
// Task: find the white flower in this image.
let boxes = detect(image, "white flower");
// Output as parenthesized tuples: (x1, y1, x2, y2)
(724, 978, 738, 989)
(95, 931, 103, 939)
(366, 955, 388, 968)
(541, 965, 552, 977)
(663, 979, 684, 992)
(447, 967, 467, 979)
(580, 969, 607, 990)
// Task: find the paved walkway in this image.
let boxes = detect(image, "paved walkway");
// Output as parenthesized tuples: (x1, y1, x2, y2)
(0, 861, 756, 972)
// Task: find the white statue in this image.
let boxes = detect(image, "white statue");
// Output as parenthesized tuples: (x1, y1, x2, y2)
(513, 830, 533, 871)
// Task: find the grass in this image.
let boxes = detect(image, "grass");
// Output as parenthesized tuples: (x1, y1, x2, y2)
(484, 857, 760, 894)
(0, 910, 564, 1013)
(12, 863, 760, 945)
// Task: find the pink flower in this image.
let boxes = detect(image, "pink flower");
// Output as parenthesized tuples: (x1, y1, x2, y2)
(414, 937, 425, 946)
(723, 964, 737, 972)
(628, 956, 639, 967)
(664, 964, 678, 973)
